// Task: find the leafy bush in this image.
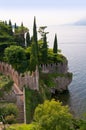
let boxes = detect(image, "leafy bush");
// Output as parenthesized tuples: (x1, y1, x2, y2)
(47, 49, 66, 64)
(4, 45, 28, 73)
(0, 74, 13, 97)
(0, 103, 18, 124)
(5, 114, 16, 124)
(34, 99, 73, 130)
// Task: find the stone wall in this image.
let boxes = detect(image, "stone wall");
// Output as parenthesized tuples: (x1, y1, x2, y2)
(40, 61, 68, 74)
(0, 62, 39, 91)
(40, 61, 72, 92)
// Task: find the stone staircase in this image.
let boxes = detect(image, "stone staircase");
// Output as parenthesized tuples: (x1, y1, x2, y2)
(17, 101, 24, 123)
(13, 83, 24, 123)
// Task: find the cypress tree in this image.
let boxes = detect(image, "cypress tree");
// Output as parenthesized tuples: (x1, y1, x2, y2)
(30, 41, 38, 72)
(20, 22, 25, 47)
(8, 20, 13, 35)
(21, 22, 24, 33)
(42, 33, 48, 63)
(30, 17, 39, 72)
(9, 20, 12, 26)
(26, 32, 31, 47)
(33, 16, 38, 57)
(5, 21, 7, 25)
(53, 34, 58, 53)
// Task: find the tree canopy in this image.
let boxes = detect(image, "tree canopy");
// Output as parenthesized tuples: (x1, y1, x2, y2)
(4, 45, 28, 73)
(34, 99, 73, 130)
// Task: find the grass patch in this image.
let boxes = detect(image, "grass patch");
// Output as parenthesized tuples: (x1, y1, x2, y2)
(6, 123, 39, 130)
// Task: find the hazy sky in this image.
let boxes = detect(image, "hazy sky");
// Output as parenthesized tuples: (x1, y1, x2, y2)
(0, 0, 86, 27)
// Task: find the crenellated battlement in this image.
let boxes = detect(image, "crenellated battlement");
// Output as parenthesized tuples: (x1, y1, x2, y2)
(40, 61, 68, 74)
(0, 60, 68, 92)
(0, 62, 39, 91)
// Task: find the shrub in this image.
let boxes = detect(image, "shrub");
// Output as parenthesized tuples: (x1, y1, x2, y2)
(0, 103, 18, 124)
(5, 114, 16, 124)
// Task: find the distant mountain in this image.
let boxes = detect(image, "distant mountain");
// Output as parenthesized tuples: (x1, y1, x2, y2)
(74, 18, 86, 26)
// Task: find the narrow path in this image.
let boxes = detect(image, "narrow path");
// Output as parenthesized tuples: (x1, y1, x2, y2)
(13, 83, 24, 123)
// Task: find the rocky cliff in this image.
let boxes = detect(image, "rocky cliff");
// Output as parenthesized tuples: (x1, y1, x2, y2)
(40, 59, 72, 92)
(53, 72, 72, 92)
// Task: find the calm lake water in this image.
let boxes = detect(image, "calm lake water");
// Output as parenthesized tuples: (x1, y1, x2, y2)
(47, 25, 86, 118)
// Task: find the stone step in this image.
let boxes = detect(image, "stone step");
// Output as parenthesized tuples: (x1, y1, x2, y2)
(17, 104, 24, 123)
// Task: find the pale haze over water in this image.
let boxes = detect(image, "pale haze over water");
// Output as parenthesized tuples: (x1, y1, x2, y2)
(48, 25, 86, 118)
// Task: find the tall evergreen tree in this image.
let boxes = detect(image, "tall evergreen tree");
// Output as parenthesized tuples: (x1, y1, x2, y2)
(21, 22, 24, 34)
(26, 32, 31, 47)
(30, 41, 38, 72)
(8, 20, 13, 35)
(33, 16, 38, 57)
(53, 34, 58, 53)
(41, 33, 48, 63)
(9, 20, 12, 26)
(20, 22, 25, 47)
(4, 21, 7, 25)
(30, 17, 39, 72)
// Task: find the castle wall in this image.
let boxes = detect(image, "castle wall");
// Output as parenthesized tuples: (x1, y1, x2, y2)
(0, 62, 39, 91)
(40, 61, 68, 74)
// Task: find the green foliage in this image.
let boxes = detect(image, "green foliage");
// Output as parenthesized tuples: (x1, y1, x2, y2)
(33, 17, 38, 54)
(3, 103, 18, 117)
(14, 26, 28, 34)
(30, 41, 38, 72)
(39, 80, 51, 100)
(0, 21, 10, 36)
(0, 103, 18, 124)
(3, 80, 14, 92)
(25, 47, 31, 60)
(41, 34, 48, 63)
(5, 119, 86, 130)
(29, 17, 39, 72)
(4, 45, 28, 73)
(0, 74, 13, 97)
(34, 99, 73, 130)
(8, 20, 13, 36)
(14, 24, 28, 47)
(26, 32, 31, 47)
(38, 26, 48, 39)
(40, 73, 56, 88)
(14, 33, 25, 47)
(14, 23, 17, 29)
(25, 88, 43, 123)
(33, 16, 39, 63)
(5, 114, 16, 124)
(0, 21, 16, 60)
(0, 43, 8, 58)
(0, 21, 14, 43)
(48, 48, 67, 63)
(6, 123, 40, 130)
(0, 42, 16, 61)
(53, 34, 58, 53)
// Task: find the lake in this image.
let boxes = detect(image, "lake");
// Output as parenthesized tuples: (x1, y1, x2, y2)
(47, 25, 86, 118)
